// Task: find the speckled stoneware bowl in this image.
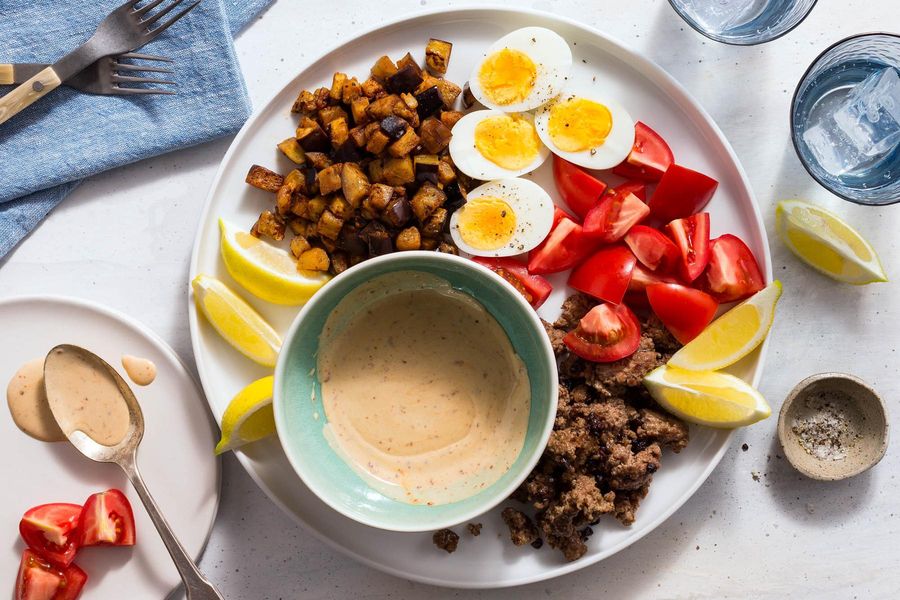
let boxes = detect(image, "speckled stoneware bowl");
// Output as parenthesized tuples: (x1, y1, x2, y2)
(273, 251, 558, 532)
(778, 373, 888, 481)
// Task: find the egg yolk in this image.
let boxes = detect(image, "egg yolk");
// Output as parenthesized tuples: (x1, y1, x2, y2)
(478, 48, 537, 106)
(547, 97, 612, 152)
(457, 196, 517, 250)
(474, 115, 541, 170)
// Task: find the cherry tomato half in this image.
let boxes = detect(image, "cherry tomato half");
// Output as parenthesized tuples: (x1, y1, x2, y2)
(563, 303, 642, 362)
(649, 164, 718, 223)
(666, 212, 711, 282)
(612, 122, 674, 182)
(568, 245, 637, 305)
(646, 283, 718, 344)
(19, 503, 82, 567)
(473, 257, 553, 309)
(79, 489, 136, 548)
(552, 156, 608, 219)
(697, 234, 765, 303)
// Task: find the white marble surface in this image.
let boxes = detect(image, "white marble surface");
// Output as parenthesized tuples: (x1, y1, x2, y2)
(2, 0, 899, 598)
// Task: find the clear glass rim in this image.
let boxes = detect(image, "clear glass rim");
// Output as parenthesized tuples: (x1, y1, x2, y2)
(789, 31, 900, 206)
(666, 0, 818, 46)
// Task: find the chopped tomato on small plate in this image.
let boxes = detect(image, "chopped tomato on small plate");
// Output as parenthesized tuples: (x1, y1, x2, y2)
(473, 257, 553, 309)
(583, 192, 649, 243)
(552, 156, 608, 219)
(648, 164, 718, 223)
(568, 245, 637, 305)
(612, 121, 674, 182)
(697, 234, 765, 303)
(528, 210, 597, 275)
(646, 283, 718, 344)
(624, 225, 681, 273)
(15, 549, 87, 600)
(563, 303, 642, 362)
(667, 212, 711, 282)
(79, 489, 136, 548)
(19, 503, 82, 567)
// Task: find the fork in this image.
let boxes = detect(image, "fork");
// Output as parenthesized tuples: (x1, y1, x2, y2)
(0, 53, 176, 96)
(0, 0, 201, 125)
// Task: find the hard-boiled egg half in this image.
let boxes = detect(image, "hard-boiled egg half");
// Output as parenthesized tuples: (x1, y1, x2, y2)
(450, 178, 554, 257)
(534, 85, 636, 169)
(449, 110, 550, 180)
(468, 27, 572, 113)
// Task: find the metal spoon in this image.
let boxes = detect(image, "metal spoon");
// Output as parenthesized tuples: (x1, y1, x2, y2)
(43, 344, 224, 600)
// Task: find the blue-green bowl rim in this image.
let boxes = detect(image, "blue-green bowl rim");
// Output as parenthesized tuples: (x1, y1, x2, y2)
(272, 251, 558, 532)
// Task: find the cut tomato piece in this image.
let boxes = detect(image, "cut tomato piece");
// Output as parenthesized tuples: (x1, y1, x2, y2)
(563, 303, 641, 362)
(624, 225, 681, 273)
(79, 489, 135, 548)
(626, 263, 680, 308)
(697, 234, 765, 303)
(15, 549, 87, 600)
(568, 245, 637, 305)
(612, 122, 674, 182)
(649, 164, 718, 223)
(666, 213, 711, 282)
(608, 180, 647, 202)
(583, 192, 650, 243)
(472, 257, 553, 309)
(552, 156, 608, 219)
(527, 213, 597, 275)
(19, 503, 82, 567)
(646, 283, 718, 344)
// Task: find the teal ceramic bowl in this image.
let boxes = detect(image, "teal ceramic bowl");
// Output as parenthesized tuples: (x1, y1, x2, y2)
(273, 251, 557, 532)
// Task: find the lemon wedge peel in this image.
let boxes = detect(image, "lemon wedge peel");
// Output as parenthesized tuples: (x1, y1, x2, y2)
(192, 274, 282, 367)
(668, 281, 782, 372)
(643, 366, 771, 429)
(219, 218, 330, 305)
(776, 199, 887, 285)
(215, 376, 276, 455)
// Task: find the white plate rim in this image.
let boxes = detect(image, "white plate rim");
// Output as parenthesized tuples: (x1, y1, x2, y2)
(0, 293, 222, 596)
(187, 5, 772, 588)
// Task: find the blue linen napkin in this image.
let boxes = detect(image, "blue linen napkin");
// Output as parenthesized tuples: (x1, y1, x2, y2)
(0, 0, 272, 259)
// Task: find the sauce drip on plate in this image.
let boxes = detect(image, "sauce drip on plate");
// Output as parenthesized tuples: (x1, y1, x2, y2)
(5, 358, 67, 442)
(122, 355, 157, 387)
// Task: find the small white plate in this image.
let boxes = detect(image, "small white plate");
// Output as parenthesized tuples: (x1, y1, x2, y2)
(0, 296, 220, 599)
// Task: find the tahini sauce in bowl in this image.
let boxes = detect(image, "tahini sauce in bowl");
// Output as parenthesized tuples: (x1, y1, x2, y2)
(317, 272, 530, 506)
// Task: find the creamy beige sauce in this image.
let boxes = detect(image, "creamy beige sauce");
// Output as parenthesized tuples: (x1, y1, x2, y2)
(6, 358, 67, 442)
(122, 355, 157, 386)
(317, 272, 530, 505)
(43, 348, 131, 446)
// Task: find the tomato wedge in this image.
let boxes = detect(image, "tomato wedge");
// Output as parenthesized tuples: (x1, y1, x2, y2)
(563, 303, 642, 362)
(612, 122, 674, 182)
(19, 504, 82, 567)
(15, 549, 87, 600)
(697, 234, 765, 303)
(628, 262, 680, 294)
(646, 283, 718, 344)
(648, 164, 718, 223)
(608, 180, 647, 202)
(552, 156, 608, 219)
(79, 489, 136, 548)
(568, 245, 637, 305)
(527, 211, 597, 275)
(624, 225, 681, 273)
(583, 192, 650, 243)
(473, 257, 553, 309)
(666, 213, 711, 282)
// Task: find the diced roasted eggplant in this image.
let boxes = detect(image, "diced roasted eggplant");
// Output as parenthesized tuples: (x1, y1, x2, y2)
(329, 117, 349, 147)
(397, 53, 423, 76)
(277, 138, 306, 164)
(414, 154, 440, 185)
(386, 63, 424, 95)
(276, 169, 304, 215)
(462, 82, 476, 109)
(317, 164, 344, 195)
(246, 165, 284, 193)
(361, 77, 386, 99)
(422, 207, 448, 237)
(306, 196, 328, 222)
(304, 152, 332, 170)
(330, 251, 350, 275)
(437, 158, 456, 185)
(341, 77, 362, 104)
(381, 196, 412, 228)
(419, 117, 452, 153)
(368, 183, 394, 211)
(288, 218, 317, 238)
(435, 79, 462, 108)
(299, 247, 330, 271)
(350, 97, 371, 125)
(368, 158, 385, 183)
(366, 129, 391, 155)
(253, 210, 286, 240)
(382, 156, 415, 186)
(359, 221, 393, 256)
(317, 209, 345, 240)
(338, 217, 367, 256)
(415, 86, 443, 119)
(388, 127, 421, 157)
(348, 125, 369, 148)
(443, 181, 467, 213)
(411, 182, 446, 222)
(296, 122, 331, 153)
(396, 226, 422, 251)
(290, 235, 312, 258)
(380, 115, 409, 141)
(341, 163, 371, 207)
(437, 241, 459, 255)
(367, 94, 401, 120)
(420, 237, 439, 251)
(425, 39, 452, 76)
(329, 196, 353, 220)
(333, 139, 363, 163)
(330, 72, 348, 101)
(318, 105, 348, 126)
(371, 56, 398, 83)
(440, 110, 464, 129)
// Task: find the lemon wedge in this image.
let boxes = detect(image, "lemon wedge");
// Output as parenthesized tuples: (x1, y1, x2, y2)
(215, 376, 276, 454)
(219, 218, 330, 305)
(668, 281, 782, 371)
(776, 199, 887, 285)
(192, 274, 282, 367)
(643, 366, 771, 428)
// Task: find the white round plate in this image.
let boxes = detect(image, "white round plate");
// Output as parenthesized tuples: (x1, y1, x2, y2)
(0, 296, 220, 598)
(189, 7, 771, 588)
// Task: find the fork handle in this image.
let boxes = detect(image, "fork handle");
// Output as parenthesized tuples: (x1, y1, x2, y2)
(0, 65, 12, 85)
(0, 66, 61, 126)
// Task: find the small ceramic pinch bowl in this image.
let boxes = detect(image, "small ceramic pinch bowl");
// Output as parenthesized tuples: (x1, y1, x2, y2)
(273, 251, 558, 532)
(778, 373, 888, 481)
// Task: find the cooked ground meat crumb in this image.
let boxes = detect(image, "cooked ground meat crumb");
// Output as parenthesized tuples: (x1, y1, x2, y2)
(466, 522, 482, 536)
(501, 508, 539, 546)
(432, 529, 459, 553)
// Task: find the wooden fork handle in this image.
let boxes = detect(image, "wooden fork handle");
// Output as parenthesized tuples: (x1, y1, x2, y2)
(0, 65, 13, 85)
(0, 66, 62, 126)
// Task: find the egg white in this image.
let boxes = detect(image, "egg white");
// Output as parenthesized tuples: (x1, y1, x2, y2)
(449, 110, 550, 180)
(450, 178, 554, 258)
(468, 27, 573, 113)
(533, 85, 636, 170)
